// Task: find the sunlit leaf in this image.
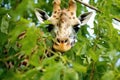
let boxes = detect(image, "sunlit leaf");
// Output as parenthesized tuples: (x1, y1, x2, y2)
(1, 15, 9, 34)
(101, 71, 115, 80)
(41, 62, 64, 80)
(63, 68, 79, 80)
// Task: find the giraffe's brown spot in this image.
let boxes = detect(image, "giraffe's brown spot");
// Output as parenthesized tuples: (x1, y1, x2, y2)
(57, 23, 59, 26)
(63, 12, 66, 15)
(69, 17, 72, 19)
(53, 2, 57, 4)
(71, 12, 74, 15)
(54, 11, 57, 14)
(56, 18, 59, 19)
(73, 16, 75, 19)
(53, 15, 56, 18)
(61, 19, 64, 23)
(58, 9, 61, 11)
(62, 21, 64, 23)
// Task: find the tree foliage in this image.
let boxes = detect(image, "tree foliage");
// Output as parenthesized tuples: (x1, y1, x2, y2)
(0, 0, 120, 80)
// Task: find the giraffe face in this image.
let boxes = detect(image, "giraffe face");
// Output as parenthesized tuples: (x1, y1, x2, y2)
(35, 0, 92, 52)
(49, 9, 80, 52)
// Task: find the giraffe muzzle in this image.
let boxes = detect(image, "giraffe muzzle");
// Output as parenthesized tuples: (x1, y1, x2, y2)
(53, 38, 72, 52)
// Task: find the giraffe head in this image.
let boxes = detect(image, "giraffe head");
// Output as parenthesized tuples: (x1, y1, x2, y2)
(35, 0, 92, 52)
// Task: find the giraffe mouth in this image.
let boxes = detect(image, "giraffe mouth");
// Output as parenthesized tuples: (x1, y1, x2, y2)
(53, 42, 71, 52)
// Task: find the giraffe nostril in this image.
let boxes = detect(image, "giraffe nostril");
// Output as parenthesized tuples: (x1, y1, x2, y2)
(64, 39, 68, 43)
(56, 38, 69, 44)
(61, 40, 64, 43)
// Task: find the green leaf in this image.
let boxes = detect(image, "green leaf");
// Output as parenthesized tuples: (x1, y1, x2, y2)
(101, 71, 115, 80)
(1, 15, 9, 34)
(29, 53, 40, 67)
(88, 48, 98, 62)
(41, 62, 64, 80)
(72, 62, 87, 73)
(22, 67, 42, 80)
(41, 56, 58, 67)
(9, 18, 28, 44)
(19, 26, 39, 55)
(63, 68, 79, 80)
(0, 31, 8, 47)
(0, 68, 4, 76)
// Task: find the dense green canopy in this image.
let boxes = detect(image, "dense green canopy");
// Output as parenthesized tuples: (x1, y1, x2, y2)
(0, 0, 120, 80)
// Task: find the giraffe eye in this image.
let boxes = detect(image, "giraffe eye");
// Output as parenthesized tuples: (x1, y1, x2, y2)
(73, 24, 80, 33)
(46, 24, 54, 32)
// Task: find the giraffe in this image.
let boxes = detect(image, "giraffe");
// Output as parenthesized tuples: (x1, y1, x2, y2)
(35, 0, 92, 52)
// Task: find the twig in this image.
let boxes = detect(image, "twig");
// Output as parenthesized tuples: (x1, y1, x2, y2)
(113, 18, 120, 22)
(90, 62, 95, 80)
(75, 0, 101, 12)
(0, 52, 20, 61)
(75, 0, 120, 22)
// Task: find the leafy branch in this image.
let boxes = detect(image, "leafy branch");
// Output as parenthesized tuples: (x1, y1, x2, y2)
(75, 0, 120, 22)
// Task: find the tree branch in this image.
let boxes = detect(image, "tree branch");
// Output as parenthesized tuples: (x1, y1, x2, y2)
(90, 62, 95, 80)
(75, 0, 101, 13)
(113, 18, 120, 22)
(75, 0, 120, 22)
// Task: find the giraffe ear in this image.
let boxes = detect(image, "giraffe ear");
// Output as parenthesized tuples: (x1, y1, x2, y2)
(34, 8, 49, 23)
(79, 12, 93, 26)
